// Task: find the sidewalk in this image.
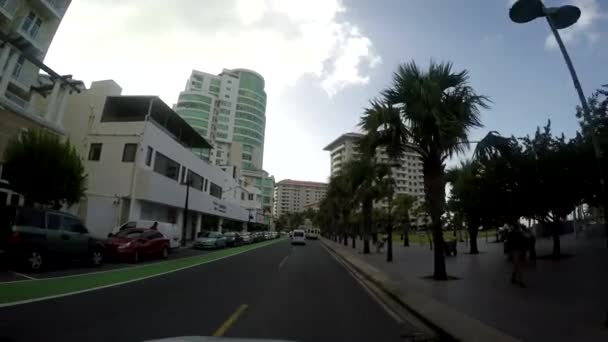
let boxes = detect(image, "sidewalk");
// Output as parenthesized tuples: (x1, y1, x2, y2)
(323, 234, 608, 342)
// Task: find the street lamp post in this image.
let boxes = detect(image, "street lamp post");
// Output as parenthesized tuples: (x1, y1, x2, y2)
(182, 177, 191, 247)
(510, 0, 608, 248)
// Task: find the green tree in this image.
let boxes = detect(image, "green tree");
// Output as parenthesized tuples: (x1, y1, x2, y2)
(344, 138, 394, 254)
(364, 61, 489, 279)
(3, 129, 87, 208)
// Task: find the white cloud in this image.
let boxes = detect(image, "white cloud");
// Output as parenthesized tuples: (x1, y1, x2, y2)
(44, 0, 380, 102)
(544, 0, 603, 48)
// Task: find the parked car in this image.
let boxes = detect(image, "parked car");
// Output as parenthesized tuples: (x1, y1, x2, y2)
(252, 232, 264, 242)
(240, 232, 252, 244)
(271, 231, 278, 239)
(223, 231, 244, 247)
(291, 229, 306, 245)
(193, 231, 226, 249)
(0, 207, 105, 271)
(106, 228, 169, 263)
(113, 220, 181, 249)
(263, 231, 271, 240)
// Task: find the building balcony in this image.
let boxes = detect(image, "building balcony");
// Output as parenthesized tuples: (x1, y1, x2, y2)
(28, 0, 68, 19)
(0, 0, 18, 21)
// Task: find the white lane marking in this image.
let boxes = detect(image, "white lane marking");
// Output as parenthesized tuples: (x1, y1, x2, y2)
(0, 241, 282, 308)
(278, 255, 289, 269)
(9, 271, 37, 281)
(319, 242, 404, 324)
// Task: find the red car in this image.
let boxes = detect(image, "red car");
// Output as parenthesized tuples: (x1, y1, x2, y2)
(106, 228, 169, 263)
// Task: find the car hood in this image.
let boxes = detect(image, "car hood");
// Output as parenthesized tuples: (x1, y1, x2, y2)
(106, 237, 134, 244)
(196, 238, 216, 243)
(144, 337, 294, 342)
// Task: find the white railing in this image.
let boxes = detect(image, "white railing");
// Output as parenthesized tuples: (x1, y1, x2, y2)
(42, 0, 67, 16)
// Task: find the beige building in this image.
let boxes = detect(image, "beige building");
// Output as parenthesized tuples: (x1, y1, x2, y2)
(273, 179, 327, 218)
(0, 0, 80, 206)
(324, 132, 429, 227)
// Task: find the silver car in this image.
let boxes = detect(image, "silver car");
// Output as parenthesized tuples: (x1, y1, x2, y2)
(193, 231, 226, 249)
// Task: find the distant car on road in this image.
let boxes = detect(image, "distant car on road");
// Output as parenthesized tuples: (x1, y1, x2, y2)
(291, 229, 306, 245)
(305, 228, 320, 240)
(193, 231, 226, 249)
(0, 207, 105, 271)
(223, 231, 243, 247)
(106, 228, 169, 263)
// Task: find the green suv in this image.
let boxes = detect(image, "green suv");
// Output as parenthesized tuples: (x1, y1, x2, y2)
(0, 207, 105, 271)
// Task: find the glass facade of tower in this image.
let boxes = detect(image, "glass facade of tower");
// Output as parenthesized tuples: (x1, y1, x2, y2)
(234, 70, 266, 171)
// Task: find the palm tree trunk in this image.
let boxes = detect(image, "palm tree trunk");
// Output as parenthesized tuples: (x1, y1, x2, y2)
(468, 227, 479, 254)
(387, 223, 393, 262)
(403, 219, 410, 247)
(362, 198, 372, 254)
(425, 157, 447, 280)
(551, 221, 561, 258)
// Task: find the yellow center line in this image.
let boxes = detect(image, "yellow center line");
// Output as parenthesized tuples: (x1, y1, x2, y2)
(212, 304, 249, 337)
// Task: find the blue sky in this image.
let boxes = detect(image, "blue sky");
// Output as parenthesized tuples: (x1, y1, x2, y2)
(46, 0, 606, 182)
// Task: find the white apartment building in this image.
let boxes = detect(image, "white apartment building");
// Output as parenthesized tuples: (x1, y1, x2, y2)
(61, 80, 262, 240)
(324, 132, 429, 227)
(0, 0, 83, 206)
(273, 180, 327, 218)
(174, 68, 274, 218)
(324, 132, 363, 177)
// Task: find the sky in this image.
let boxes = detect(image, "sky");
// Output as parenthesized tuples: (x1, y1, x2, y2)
(44, 0, 607, 183)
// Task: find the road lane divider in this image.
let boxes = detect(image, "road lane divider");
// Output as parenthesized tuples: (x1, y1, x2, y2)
(0, 239, 285, 308)
(212, 304, 248, 337)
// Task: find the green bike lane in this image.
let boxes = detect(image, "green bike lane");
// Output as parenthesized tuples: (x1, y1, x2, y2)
(0, 238, 284, 306)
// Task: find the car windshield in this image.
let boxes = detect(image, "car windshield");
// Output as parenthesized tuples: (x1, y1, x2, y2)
(294, 231, 304, 237)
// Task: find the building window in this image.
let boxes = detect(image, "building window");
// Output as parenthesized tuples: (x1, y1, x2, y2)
(187, 170, 204, 191)
(216, 150, 222, 157)
(22, 11, 42, 38)
(88, 143, 102, 161)
(12, 55, 24, 78)
(122, 143, 137, 162)
(248, 194, 254, 200)
(204, 179, 208, 192)
(145, 146, 154, 166)
(153, 152, 180, 181)
(241, 192, 245, 200)
(209, 182, 222, 199)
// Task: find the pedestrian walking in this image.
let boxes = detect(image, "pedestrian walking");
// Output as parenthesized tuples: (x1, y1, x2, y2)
(508, 225, 526, 287)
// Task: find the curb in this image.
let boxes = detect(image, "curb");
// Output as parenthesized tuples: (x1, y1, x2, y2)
(321, 238, 521, 342)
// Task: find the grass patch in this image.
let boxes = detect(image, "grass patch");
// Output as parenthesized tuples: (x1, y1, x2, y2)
(0, 239, 283, 305)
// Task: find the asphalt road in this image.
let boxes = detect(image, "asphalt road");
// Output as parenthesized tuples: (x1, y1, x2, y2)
(0, 240, 415, 342)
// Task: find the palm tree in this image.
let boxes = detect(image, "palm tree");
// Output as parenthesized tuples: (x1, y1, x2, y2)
(344, 148, 393, 254)
(362, 61, 489, 280)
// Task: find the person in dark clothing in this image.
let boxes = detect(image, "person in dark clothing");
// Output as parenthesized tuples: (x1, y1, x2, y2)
(507, 225, 526, 287)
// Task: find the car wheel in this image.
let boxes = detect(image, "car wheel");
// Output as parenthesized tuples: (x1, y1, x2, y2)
(132, 250, 139, 264)
(161, 246, 169, 259)
(90, 248, 104, 267)
(26, 249, 43, 272)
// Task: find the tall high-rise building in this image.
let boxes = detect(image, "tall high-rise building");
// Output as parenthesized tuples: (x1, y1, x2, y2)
(324, 132, 430, 227)
(0, 0, 72, 111)
(174, 68, 274, 217)
(0, 0, 81, 206)
(273, 179, 327, 218)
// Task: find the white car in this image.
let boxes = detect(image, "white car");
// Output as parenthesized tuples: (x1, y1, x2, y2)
(291, 229, 306, 245)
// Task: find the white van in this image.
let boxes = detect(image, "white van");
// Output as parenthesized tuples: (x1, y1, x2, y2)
(114, 220, 181, 249)
(291, 229, 306, 245)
